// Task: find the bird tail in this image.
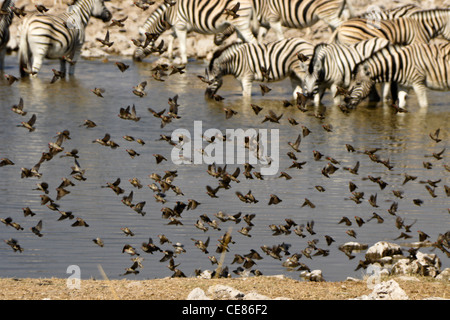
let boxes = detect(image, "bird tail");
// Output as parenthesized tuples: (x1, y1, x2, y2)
(18, 18, 31, 77)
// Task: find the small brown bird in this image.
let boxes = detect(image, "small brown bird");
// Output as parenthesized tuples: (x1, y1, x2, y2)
(115, 61, 129, 72)
(121, 227, 135, 237)
(301, 198, 315, 208)
(395, 232, 412, 240)
(22, 207, 36, 217)
(346, 229, 357, 238)
(417, 230, 430, 242)
(11, 5, 26, 17)
(354, 216, 365, 227)
(297, 52, 309, 62)
(429, 128, 441, 143)
(260, 84, 272, 96)
(110, 16, 128, 27)
(368, 212, 384, 224)
(96, 30, 114, 47)
(224, 107, 237, 119)
(81, 119, 97, 128)
(5, 238, 24, 252)
(133, 81, 147, 97)
(50, 69, 64, 84)
(93, 238, 104, 247)
(262, 110, 282, 123)
(250, 104, 263, 115)
(191, 236, 210, 254)
(268, 194, 282, 205)
(153, 153, 167, 164)
(343, 161, 359, 175)
(4, 74, 19, 85)
(223, 2, 240, 19)
(122, 244, 139, 256)
(31, 220, 43, 237)
(91, 88, 105, 97)
(71, 217, 89, 227)
(35, 4, 49, 13)
(17, 114, 36, 132)
(11, 97, 27, 116)
(288, 134, 301, 152)
(238, 226, 252, 237)
(339, 216, 352, 226)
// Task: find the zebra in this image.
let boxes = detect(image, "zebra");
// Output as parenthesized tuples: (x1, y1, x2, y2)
(204, 37, 314, 99)
(214, 0, 355, 46)
(333, 8, 450, 45)
(18, 0, 112, 77)
(133, 0, 257, 65)
(0, 0, 14, 70)
(343, 42, 450, 110)
(302, 37, 391, 106)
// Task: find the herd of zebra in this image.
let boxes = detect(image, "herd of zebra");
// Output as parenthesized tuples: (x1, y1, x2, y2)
(0, 0, 449, 110)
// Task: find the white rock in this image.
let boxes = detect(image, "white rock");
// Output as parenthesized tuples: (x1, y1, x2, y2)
(300, 269, 325, 282)
(243, 292, 270, 300)
(365, 241, 403, 263)
(207, 285, 245, 300)
(353, 280, 409, 300)
(436, 268, 450, 281)
(187, 288, 212, 300)
(391, 251, 441, 277)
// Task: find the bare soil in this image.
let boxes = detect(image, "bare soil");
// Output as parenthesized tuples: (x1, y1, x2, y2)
(0, 275, 448, 300)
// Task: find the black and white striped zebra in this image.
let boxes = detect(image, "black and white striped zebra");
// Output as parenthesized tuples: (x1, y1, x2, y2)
(333, 8, 450, 45)
(18, 0, 111, 77)
(344, 42, 450, 110)
(0, 0, 14, 70)
(133, 0, 257, 65)
(214, 0, 355, 45)
(204, 37, 314, 99)
(302, 37, 391, 105)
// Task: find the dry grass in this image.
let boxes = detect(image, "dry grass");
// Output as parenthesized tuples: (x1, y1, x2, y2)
(0, 275, 448, 300)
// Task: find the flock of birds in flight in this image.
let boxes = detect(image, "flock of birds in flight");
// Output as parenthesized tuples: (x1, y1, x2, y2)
(1, 1, 449, 280)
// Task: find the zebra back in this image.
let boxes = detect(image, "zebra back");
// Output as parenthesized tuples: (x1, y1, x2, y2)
(359, 4, 422, 20)
(308, 37, 391, 86)
(335, 8, 450, 45)
(208, 37, 313, 82)
(138, 2, 176, 36)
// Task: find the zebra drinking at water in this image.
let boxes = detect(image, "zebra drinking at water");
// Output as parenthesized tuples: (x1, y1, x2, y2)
(133, 0, 257, 65)
(302, 38, 391, 106)
(18, 0, 111, 77)
(343, 42, 450, 110)
(0, 0, 14, 71)
(204, 37, 314, 99)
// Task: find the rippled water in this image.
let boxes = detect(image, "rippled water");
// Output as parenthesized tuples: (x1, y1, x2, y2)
(0, 54, 448, 282)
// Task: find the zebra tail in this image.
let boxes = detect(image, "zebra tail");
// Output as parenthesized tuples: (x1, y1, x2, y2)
(18, 20, 30, 77)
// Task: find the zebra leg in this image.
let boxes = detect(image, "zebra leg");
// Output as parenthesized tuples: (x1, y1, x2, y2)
(174, 25, 188, 65)
(0, 48, 5, 71)
(412, 83, 428, 108)
(59, 59, 67, 77)
(69, 50, 80, 76)
(330, 84, 341, 105)
(241, 78, 253, 97)
(167, 33, 175, 60)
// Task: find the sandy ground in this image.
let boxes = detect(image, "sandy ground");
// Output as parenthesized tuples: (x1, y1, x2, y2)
(0, 275, 448, 300)
(2, 0, 449, 301)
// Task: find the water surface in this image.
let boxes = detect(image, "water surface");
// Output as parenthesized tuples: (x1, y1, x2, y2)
(0, 54, 448, 282)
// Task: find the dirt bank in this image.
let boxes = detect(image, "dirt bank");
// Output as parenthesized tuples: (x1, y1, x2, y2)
(0, 275, 448, 300)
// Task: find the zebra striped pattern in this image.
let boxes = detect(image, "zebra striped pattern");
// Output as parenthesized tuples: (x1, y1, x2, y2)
(334, 8, 450, 45)
(302, 37, 391, 105)
(18, 0, 111, 76)
(134, 0, 257, 64)
(204, 37, 314, 98)
(214, 0, 355, 45)
(345, 42, 450, 110)
(357, 3, 422, 20)
(0, 0, 14, 70)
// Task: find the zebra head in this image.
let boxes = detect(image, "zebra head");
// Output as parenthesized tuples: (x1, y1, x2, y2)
(91, 0, 112, 22)
(344, 63, 375, 108)
(302, 43, 327, 98)
(204, 67, 223, 99)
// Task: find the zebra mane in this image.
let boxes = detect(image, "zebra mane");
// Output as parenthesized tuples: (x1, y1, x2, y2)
(208, 41, 244, 71)
(308, 43, 328, 74)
